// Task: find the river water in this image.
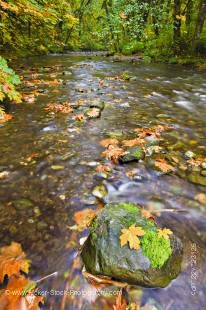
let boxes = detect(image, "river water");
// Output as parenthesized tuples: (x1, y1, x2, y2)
(0, 54, 206, 309)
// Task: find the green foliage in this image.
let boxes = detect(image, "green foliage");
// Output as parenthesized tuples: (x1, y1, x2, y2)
(141, 230, 172, 269)
(0, 56, 21, 103)
(118, 202, 140, 214)
(122, 41, 144, 55)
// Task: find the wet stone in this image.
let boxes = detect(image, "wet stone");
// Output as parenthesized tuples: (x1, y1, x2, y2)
(120, 147, 144, 163)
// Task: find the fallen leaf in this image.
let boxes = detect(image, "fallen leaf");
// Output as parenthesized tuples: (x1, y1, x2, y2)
(0, 275, 43, 310)
(158, 228, 173, 240)
(73, 209, 97, 230)
(195, 193, 206, 205)
(83, 272, 127, 290)
(141, 209, 155, 221)
(100, 138, 119, 148)
(45, 103, 73, 114)
(96, 164, 112, 173)
(120, 225, 145, 250)
(122, 138, 145, 148)
(87, 108, 100, 118)
(102, 145, 125, 164)
(0, 242, 30, 283)
(113, 289, 127, 310)
(154, 158, 175, 173)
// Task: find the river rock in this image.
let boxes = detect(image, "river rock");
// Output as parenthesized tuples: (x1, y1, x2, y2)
(81, 203, 183, 288)
(120, 147, 144, 163)
(89, 101, 105, 111)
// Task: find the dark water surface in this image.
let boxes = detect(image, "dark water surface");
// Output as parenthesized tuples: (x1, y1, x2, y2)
(0, 54, 206, 309)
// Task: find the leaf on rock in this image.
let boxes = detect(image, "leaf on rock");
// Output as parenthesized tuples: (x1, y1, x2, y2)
(122, 138, 145, 148)
(0, 242, 30, 283)
(73, 209, 97, 230)
(102, 145, 125, 164)
(141, 209, 155, 221)
(120, 225, 145, 250)
(158, 228, 173, 240)
(113, 289, 127, 310)
(154, 158, 175, 173)
(100, 138, 119, 148)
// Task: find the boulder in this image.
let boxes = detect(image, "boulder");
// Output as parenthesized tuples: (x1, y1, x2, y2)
(81, 203, 183, 288)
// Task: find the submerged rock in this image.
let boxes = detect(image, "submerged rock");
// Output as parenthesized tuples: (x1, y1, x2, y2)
(120, 147, 144, 163)
(81, 203, 183, 288)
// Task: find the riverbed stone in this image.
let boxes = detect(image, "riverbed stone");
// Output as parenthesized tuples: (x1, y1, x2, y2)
(187, 172, 206, 186)
(120, 147, 144, 163)
(81, 203, 183, 288)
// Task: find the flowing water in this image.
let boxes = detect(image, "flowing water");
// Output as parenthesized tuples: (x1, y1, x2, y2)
(0, 54, 206, 309)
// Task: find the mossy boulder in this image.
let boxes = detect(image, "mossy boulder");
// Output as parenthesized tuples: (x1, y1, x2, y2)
(81, 203, 183, 288)
(120, 147, 144, 163)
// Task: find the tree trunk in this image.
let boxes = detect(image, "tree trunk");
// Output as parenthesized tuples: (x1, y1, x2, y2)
(194, 0, 206, 42)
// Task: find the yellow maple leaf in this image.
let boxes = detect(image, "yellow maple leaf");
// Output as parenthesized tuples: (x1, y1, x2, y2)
(120, 225, 145, 250)
(158, 228, 173, 240)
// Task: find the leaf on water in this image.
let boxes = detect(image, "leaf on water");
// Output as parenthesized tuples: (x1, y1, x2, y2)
(157, 228, 173, 240)
(73, 209, 97, 230)
(45, 103, 73, 114)
(154, 158, 175, 173)
(100, 138, 119, 148)
(113, 289, 127, 310)
(122, 138, 145, 148)
(83, 272, 127, 290)
(120, 225, 145, 250)
(86, 108, 100, 118)
(96, 164, 112, 173)
(0, 242, 30, 283)
(129, 303, 141, 310)
(102, 145, 125, 164)
(195, 193, 206, 205)
(0, 275, 43, 310)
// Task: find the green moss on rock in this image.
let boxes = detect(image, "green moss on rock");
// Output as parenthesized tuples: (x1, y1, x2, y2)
(141, 230, 172, 269)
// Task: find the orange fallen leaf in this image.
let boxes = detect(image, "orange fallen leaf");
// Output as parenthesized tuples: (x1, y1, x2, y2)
(100, 138, 119, 148)
(120, 225, 145, 250)
(113, 289, 127, 310)
(141, 209, 155, 221)
(0, 242, 30, 283)
(154, 158, 175, 173)
(83, 272, 127, 290)
(0, 275, 43, 310)
(45, 103, 73, 114)
(122, 138, 145, 148)
(102, 145, 125, 164)
(73, 209, 97, 230)
(96, 164, 112, 173)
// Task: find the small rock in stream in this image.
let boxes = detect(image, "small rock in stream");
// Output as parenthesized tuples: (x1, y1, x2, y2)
(120, 147, 144, 163)
(81, 203, 183, 288)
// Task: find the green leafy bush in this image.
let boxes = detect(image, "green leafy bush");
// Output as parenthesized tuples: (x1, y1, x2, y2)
(122, 41, 144, 55)
(0, 56, 21, 103)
